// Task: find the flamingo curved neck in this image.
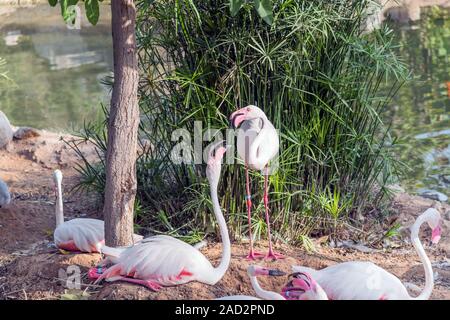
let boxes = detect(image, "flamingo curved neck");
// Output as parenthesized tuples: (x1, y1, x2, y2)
(250, 276, 284, 300)
(55, 179, 64, 227)
(409, 215, 434, 300)
(209, 183, 231, 284)
(248, 117, 271, 168)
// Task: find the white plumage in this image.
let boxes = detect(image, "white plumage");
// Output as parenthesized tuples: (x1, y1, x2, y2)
(292, 208, 442, 300)
(100, 235, 215, 285)
(235, 111, 279, 171)
(54, 218, 105, 253)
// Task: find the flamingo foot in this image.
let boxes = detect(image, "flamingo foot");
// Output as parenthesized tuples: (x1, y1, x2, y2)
(265, 250, 286, 261)
(88, 266, 106, 280)
(245, 249, 265, 260)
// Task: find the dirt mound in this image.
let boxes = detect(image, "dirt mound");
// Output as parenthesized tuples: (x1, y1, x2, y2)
(0, 252, 102, 299)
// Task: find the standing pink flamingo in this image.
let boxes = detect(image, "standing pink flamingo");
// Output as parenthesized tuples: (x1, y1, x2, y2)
(89, 142, 231, 289)
(53, 170, 143, 253)
(230, 105, 282, 260)
(291, 208, 442, 300)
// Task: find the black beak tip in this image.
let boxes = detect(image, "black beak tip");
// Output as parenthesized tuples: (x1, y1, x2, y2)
(229, 112, 244, 129)
(268, 269, 286, 276)
(229, 118, 236, 129)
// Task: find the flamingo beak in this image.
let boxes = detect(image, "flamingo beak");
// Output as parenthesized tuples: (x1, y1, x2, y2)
(215, 146, 227, 160)
(431, 225, 442, 245)
(281, 281, 306, 300)
(229, 109, 247, 129)
(252, 266, 285, 276)
(208, 140, 228, 163)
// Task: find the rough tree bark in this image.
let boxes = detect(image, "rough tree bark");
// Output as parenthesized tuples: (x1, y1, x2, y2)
(104, 0, 140, 247)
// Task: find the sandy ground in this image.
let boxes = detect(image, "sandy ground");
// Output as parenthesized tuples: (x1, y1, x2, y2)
(0, 129, 450, 300)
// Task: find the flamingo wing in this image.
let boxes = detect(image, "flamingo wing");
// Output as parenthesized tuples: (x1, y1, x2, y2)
(237, 120, 279, 170)
(54, 218, 104, 253)
(255, 126, 279, 165)
(294, 262, 408, 300)
(100, 235, 213, 286)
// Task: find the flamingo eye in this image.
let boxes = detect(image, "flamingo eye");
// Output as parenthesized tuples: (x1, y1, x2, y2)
(246, 107, 251, 111)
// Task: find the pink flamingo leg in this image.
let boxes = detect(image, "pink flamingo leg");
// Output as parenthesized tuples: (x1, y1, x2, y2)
(114, 277, 162, 291)
(88, 266, 162, 291)
(88, 266, 103, 280)
(245, 164, 264, 260)
(263, 165, 285, 260)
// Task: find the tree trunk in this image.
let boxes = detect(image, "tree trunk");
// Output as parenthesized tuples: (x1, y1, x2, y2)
(104, 0, 139, 247)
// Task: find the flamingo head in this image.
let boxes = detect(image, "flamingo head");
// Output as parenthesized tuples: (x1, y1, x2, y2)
(229, 105, 266, 129)
(53, 170, 63, 184)
(53, 169, 63, 195)
(281, 272, 328, 300)
(247, 265, 286, 277)
(431, 225, 441, 244)
(206, 140, 228, 185)
(422, 208, 442, 244)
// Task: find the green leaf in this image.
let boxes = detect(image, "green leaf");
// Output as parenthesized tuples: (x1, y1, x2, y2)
(48, 0, 58, 7)
(85, 0, 100, 25)
(254, 0, 273, 25)
(230, 0, 245, 16)
(60, 290, 90, 300)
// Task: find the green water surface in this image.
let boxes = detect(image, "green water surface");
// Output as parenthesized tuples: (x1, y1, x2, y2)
(0, 5, 112, 131)
(386, 6, 450, 194)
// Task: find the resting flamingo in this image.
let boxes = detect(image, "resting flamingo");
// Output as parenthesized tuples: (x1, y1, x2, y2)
(217, 266, 327, 300)
(291, 208, 442, 300)
(0, 177, 11, 208)
(230, 105, 282, 260)
(53, 170, 143, 253)
(89, 142, 231, 290)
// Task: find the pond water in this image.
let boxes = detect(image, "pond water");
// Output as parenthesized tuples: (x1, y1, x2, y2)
(385, 6, 450, 196)
(0, 5, 448, 197)
(0, 5, 112, 131)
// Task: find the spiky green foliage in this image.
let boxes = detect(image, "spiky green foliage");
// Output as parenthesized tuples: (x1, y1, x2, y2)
(0, 57, 11, 84)
(75, 0, 407, 243)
